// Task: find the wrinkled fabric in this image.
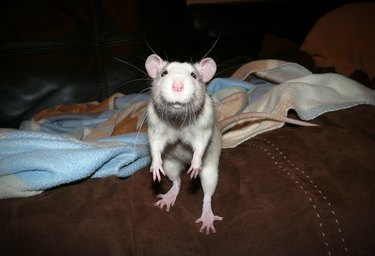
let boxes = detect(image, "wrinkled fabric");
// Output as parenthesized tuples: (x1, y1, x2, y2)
(0, 130, 150, 198)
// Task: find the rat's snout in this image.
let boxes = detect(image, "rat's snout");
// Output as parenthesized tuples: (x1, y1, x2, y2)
(172, 80, 184, 92)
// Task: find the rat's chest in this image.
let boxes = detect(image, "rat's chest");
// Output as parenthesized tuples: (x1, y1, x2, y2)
(160, 122, 202, 143)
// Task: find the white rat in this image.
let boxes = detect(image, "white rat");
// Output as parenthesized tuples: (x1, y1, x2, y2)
(144, 54, 317, 235)
(145, 54, 223, 234)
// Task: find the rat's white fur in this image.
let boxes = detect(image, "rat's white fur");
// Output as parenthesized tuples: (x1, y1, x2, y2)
(145, 54, 223, 234)
(153, 62, 205, 109)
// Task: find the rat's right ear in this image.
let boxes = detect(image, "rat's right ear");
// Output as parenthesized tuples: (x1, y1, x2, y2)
(145, 54, 166, 78)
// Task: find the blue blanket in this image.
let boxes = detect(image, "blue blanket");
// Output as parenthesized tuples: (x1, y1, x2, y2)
(0, 130, 150, 199)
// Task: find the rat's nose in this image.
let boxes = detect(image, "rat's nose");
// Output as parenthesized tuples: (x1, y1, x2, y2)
(172, 81, 184, 92)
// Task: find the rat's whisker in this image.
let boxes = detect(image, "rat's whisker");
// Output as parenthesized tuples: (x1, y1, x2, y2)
(113, 57, 149, 76)
(200, 34, 221, 60)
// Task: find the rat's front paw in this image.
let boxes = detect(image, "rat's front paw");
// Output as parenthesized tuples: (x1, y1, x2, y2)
(195, 211, 223, 235)
(187, 165, 201, 179)
(150, 164, 165, 182)
(187, 156, 202, 179)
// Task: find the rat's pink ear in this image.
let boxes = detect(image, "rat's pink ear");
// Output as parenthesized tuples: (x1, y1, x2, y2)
(145, 54, 166, 78)
(195, 58, 217, 83)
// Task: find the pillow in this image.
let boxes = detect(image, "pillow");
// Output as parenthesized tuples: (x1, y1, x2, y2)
(301, 2, 375, 79)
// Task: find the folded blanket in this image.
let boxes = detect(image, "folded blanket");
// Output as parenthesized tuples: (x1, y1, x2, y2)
(0, 130, 150, 199)
(212, 60, 375, 148)
(20, 93, 150, 140)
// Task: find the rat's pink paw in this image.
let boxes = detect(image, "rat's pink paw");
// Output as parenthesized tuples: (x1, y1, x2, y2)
(154, 195, 175, 212)
(187, 165, 201, 179)
(154, 185, 179, 212)
(150, 164, 165, 182)
(187, 156, 202, 179)
(195, 211, 223, 235)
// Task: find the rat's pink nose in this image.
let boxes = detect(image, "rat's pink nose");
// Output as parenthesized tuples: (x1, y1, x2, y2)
(172, 81, 184, 92)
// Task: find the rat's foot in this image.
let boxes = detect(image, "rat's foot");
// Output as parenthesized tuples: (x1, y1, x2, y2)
(154, 183, 180, 212)
(195, 202, 223, 235)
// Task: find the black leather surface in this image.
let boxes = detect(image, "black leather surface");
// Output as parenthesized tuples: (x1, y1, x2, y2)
(0, 0, 358, 128)
(0, 0, 190, 128)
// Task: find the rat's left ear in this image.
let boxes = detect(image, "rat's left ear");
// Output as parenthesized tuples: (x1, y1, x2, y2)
(195, 58, 217, 83)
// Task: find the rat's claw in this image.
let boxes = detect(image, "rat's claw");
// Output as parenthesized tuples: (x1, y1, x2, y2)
(200, 223, 216, 234)
(187, 166, 201, 179)
(154, 195, 173, 211)
(154, 185, 179, 212)
(196, 215, 223, 235)
(150, 166, 165, 182)
(195, 213, 223, 235)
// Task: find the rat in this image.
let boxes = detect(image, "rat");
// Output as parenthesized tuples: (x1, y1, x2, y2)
(145, 54, 223, 234)
(144, 54, 317, 235)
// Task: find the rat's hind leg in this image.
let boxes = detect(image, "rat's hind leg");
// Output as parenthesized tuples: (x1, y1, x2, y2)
(196, 164, 223, 234)
(154, 158, 183, 212)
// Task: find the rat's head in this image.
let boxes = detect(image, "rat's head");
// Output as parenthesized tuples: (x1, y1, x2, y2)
(145, 54, 216, 116)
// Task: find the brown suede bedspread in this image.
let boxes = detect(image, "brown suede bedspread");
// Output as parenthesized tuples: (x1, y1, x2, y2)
(0, 105, 374, 256)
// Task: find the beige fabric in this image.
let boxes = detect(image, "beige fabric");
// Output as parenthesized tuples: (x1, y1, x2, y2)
(219, 60, 375, 148)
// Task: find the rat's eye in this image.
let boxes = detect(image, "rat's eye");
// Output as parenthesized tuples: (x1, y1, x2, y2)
(190, 72, 197, 79)
(161, 70, 168, 77)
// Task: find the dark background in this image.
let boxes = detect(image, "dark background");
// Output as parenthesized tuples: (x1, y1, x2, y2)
(0, 0, 364, 127)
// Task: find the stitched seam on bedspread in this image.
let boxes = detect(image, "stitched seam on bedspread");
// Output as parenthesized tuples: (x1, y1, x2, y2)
(248, 136, 349, 256)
